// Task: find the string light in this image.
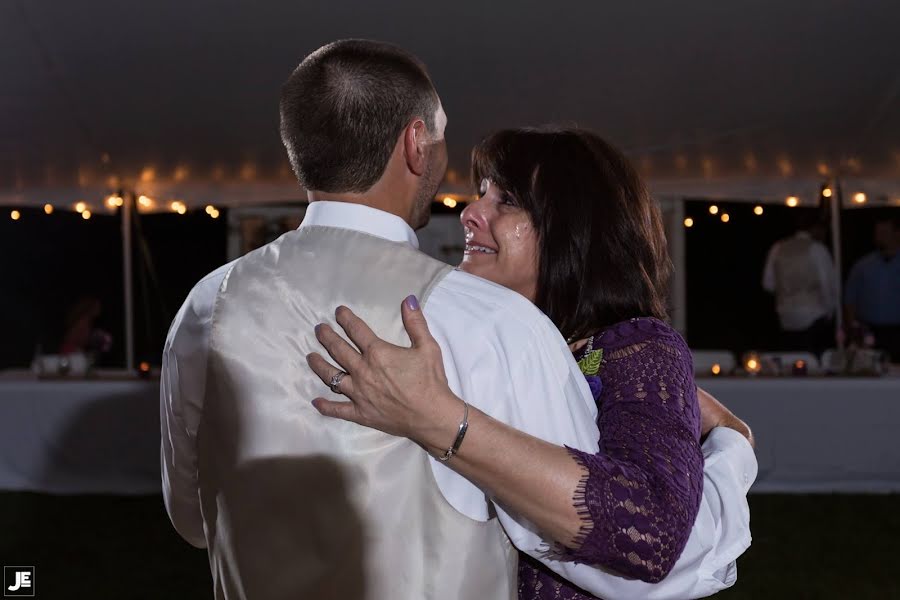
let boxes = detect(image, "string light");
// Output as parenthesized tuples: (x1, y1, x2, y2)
(754, 205, 764, 216)
(106, 195, 124, 209)
(209, 208, 220, 219)
(170, 200, 187, 215)
(442, 196, 457, 208)
(205, 205, 216, 215)
(711, 364, 722, 376)
(853, 192, 867, 204)
(82, 210, 92, 220)
(75, 201, 87, 213)
(822, 187, 833, 198)
(44, 204, 54, 215)
(684, 217, 694, 228)
(11, 210, 21, 221)
(786, 196, 799, 207)
(708, 205, 719, 215)
(720, 213, 730, 223)
(138, 195, 154, 209)
(742, 351, 762, 375)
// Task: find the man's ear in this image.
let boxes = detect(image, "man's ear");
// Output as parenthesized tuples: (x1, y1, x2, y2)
(403, 118, 428, 176)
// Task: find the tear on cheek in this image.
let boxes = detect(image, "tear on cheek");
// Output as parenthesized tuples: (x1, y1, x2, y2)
(513, 221, 534, 240)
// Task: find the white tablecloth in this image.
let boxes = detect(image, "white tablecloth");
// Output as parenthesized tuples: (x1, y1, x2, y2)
(0, 373, 161, 494)
(2, 372, 898, 494)
(699, 377, 900, 493)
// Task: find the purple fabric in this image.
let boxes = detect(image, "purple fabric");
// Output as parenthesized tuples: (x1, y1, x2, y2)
(584, 375, 603, 402)
(518, 318, 704, 600)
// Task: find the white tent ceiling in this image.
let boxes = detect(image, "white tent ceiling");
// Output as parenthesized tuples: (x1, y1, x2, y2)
(2, 0, 899, 210)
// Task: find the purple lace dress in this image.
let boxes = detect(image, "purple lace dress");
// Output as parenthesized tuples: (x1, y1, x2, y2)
(518, 317, 704, 599)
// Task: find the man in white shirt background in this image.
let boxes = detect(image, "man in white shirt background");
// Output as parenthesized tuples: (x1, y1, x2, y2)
(762, 214, 838, 357)
(162, 39, 757, 599)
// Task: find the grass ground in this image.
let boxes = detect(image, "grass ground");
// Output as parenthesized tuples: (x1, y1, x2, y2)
(1, 493, 897, 599)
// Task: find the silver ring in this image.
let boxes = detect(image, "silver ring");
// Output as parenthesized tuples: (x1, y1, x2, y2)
(329, 371, 347, 394)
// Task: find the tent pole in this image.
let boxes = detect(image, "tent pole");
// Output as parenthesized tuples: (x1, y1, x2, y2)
(830, 178, 844, 348)
(123, 191, 135, 371)
(669, 197, 688, 335)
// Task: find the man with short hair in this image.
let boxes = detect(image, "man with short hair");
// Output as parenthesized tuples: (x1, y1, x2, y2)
(161, 39, 756, 599)
(845, 215, 900, 362)
(762, 214, 838, 356)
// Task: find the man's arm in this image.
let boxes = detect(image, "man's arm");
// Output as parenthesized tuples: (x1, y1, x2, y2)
(160, 264, 231, 548)
(527, 427, 756, 600)
(161, 335, 206, 548)
(432, 309, 757, 599)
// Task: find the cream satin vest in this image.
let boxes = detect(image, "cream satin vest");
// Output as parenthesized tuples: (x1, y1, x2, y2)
(199, 225, 517, 600)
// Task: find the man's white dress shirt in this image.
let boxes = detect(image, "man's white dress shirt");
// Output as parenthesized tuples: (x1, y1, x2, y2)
(162, 201, 757, 599)
(762, 231, 838, 331)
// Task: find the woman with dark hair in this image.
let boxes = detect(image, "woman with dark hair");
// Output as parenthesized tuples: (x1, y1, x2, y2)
(308, 128, 752, 598)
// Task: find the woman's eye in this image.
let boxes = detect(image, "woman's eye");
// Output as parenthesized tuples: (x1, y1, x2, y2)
(499, 192, 516, 206)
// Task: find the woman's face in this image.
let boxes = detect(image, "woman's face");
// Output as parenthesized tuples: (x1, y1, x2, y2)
(459, 178, 539, 302)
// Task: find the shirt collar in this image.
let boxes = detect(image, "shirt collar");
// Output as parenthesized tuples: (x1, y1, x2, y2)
(299, 201, 419, 249)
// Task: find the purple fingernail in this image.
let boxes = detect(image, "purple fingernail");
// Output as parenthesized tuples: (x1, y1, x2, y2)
(405, 295, 420, 311)
(314, 323, 323, 335)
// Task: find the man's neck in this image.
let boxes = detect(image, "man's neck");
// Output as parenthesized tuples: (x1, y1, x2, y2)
(307, 190, 412, 225)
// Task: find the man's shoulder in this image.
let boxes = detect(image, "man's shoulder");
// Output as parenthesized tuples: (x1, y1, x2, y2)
(167, 259, 239, 343)
(425, 269, 569, 371)
(431, 269, 554, 331)
(188, 260, 239, 304)
(853, 252, 881, 272)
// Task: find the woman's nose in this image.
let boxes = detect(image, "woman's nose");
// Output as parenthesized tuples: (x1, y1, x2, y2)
(461, 197, 490, 231)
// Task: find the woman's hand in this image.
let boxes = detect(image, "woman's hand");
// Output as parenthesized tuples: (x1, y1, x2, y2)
(697, 387, 755, 449)
(307, 295, 465, 449)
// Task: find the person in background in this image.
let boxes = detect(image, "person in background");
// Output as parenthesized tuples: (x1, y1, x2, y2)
(762, 214, 837, 356)
(59, 296, 112, 356)
(845, 215, 900, 362)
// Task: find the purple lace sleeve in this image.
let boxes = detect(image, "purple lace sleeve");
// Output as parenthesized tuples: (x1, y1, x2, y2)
(561, 319, 703, 583)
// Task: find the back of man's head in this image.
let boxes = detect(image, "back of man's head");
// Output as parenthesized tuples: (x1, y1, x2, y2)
(280, 40, 439, 194)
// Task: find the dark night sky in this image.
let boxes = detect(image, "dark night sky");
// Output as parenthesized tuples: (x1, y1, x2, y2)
(2, 0, 899, 190)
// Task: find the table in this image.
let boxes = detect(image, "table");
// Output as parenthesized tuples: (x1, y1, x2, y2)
(698, 377, 900, 493)
(0, 371, 161, 494)
(2, 371, 898, 495)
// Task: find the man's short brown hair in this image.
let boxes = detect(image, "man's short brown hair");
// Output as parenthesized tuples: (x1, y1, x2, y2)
(280, 39, 438, 193)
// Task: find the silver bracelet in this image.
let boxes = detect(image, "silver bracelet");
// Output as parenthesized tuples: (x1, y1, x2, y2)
(438, 401, 469, 462)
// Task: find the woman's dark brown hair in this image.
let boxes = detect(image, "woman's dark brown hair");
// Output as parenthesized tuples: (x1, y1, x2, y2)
(472, 127, 672, 342)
